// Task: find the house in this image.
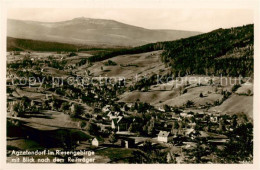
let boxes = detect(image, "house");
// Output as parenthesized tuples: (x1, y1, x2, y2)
(158, 107, 165, 112)
(91, 138, 102, 147)
(158, 131, 170, 143)
(210, 116, 218, 123)
(180, 112, 188, 117)
(107, 111, 123, 120)
(111, 116, 130, 132)
(120, 138, 135, 148)
(111, 116, 123, 130)
(126, 103, 133, 108)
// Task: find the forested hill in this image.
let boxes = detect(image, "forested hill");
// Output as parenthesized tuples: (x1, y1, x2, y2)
(161, 24, 253, 77)
(7, 37, 79, 51)
(89, 24, 253, 77)
(7, 37, 126, 53)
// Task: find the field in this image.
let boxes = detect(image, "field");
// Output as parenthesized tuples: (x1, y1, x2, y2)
(79, 51, 168, 80)
(209, 94, 253, 119)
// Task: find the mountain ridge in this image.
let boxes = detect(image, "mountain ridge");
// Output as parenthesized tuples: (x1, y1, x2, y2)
(7, 18, 201, 47)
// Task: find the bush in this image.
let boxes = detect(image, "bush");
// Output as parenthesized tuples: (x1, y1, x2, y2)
(183, 89, 188, 94)
(68, 52, 77, 57)
(232, 84, 241, 92)
(185, 100, 194, 108)
(104, 60, 117, 66)
(109, 132, 117, 144)
(70, 104, 84, 118)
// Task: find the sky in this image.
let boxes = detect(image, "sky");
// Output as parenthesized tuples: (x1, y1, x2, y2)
(7, 8, 254, 32)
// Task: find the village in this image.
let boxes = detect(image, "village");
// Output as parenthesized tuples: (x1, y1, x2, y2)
(6, 50, 253, 163)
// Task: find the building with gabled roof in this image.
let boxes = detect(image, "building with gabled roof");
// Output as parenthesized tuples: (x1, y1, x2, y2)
(157, 131, 170, 143)
(91, 137, 103, 147)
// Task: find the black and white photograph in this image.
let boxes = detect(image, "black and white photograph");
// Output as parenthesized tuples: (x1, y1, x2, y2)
(0, 0, 259, 169)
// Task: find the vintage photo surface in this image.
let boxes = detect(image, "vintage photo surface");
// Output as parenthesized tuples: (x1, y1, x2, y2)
(1, 0, 259, 168)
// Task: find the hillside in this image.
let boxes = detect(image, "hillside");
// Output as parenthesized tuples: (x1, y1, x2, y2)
(7, 18, 201, 47)
(89, 24, 254, 77)
(209, 94, 253, 119)
(161, 24, 254, 77)
(81, 51, 166, 79)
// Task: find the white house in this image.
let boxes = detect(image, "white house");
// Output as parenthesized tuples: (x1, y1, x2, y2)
(158, 107, 165, 112)
(107, 111, 118, 120)
(157, 131, 170, 143)
(180, 112, 188, 117)
(91, 138, 101, 147)
(210, 116, 218, 123)
(111, 116, 123, 131)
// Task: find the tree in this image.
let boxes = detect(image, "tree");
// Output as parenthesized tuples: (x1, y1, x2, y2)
(10, 101, 25, 117)
(85, 122, 94, 134)
(68, 52, 77, 57)
(231, 115, 238, 128)
(163, 104, 171, 112)
(185, 141, 208, 163)
(217, 122, 253, 163)
(124, 104, 129, 111)
(231, 84, 241, 92)
(147, 123, 154, 136)
(128, 123, 134, 132)
(143, 140, 152, 153)
(50, 101, 55, 110)
(199, 92, 203, 98)
(178, 86, 183, 95)
(144, 86, 149, 92)
(79, 121, 87, 129)
(173, 121, 180, 129)
(247, 89, 252, 96)
(185, 100, 194, 108)
(218, 119, 226, 132)
(70, 104, 84, 118)
(60, 102, 70, 113)
(171, 122, 180, 135)
(142, 125, 148, 134)
(142, 140, 168, 163)
(108, 132, 117, 144)
(173, 108, 182, 115)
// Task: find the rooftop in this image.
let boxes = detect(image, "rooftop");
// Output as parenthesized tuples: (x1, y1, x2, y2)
(158, 131, 170, 137)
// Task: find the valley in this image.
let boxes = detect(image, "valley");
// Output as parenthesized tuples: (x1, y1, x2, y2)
(6, 23, 254, 164)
